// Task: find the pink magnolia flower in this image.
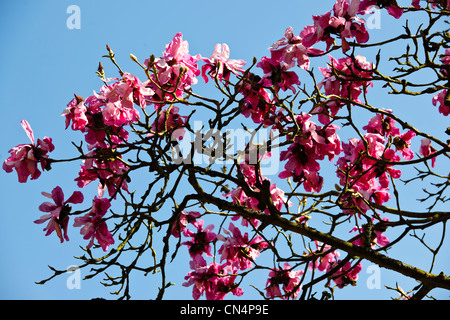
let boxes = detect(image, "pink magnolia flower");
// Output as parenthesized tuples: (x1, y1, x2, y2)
(217, 222, 268, 270)
(329, 261, 362, 288)
(419, 138, 437, 167)
(201, 43, 246, 83)
(265, 263, 304, 299)
(392, 130, 415, 160)
(279, 113, 342, 192)
(308, 241, 341, 272)
(74, 152, 130, 199)
(302, 0, 369, 52)
(319, 55, 374, 101)
(62, 94, 88, 131)
(336, 134, 403, 216)
(73, 196, 115, 251)
(238, 73, 277, 125)
(269, 26, 322, 70)
(170, 211, 201, 238)
(363, 109, 400, 137)
(440, 49, 450, 77)
(86, 72, 153, 129)
(182, 255, 243, 300)
(257, 55, 301, 94)
(224, 150, 293, 218)
(34, 186, 84, 243)
(3, 120, 55, 183)
(145, 32, 200, 100)
(432, 90, 449, 116)
(314, 55, 373, 124)
(182, 219, 216, 258)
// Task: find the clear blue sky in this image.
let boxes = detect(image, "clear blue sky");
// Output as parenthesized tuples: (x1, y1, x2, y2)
(0, 0, 449, 300)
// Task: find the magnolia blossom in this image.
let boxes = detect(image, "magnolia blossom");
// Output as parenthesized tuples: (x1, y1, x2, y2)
(314, 55, 373, 124)
(62, 95, 88, 131)
(308, 241, 341, 272)
(419, 138, 437, 168)
(170, 211, 201, 238)
(265, 263, 304, 299)
(3, 120, 55, 183)
(432, 90, 449, 116)
(75, 152, 130, 198)
(182, 219, 216, 258)
(336, 133, 404, 216)
(363, 109, 400, 137)
(392, 130, 415, 161)
(73, 196, 114, 251)
(279, 113, 342, 192)
(201, 43, 246, 83)
(238, 73, 277, 125)
(182, 255, 243, 300)
(225, 151, 293, 217)
(145, 32, 200, 100)
(269, 26, 322, 70)
(257, 54, 301, 94)
(302, 0, 369, 52)
(217, 222, 268, 270)
(329, 261, 362, 288)
(34, 186, 84, 243)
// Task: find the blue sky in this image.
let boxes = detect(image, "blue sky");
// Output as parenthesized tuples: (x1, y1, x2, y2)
(0, 0, 449, 300)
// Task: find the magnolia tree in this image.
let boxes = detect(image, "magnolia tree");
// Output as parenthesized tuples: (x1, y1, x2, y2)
(3, 0, 450, 300)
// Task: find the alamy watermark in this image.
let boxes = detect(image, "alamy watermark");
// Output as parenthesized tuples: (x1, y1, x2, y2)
(66, 265, 81, 290)
(170, 121, 280, 176)
(66, 5, 81, 30)
(366, 264, 381, 290)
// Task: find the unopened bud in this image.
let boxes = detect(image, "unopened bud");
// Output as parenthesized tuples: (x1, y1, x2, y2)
(74, 93, 84, 104)
(146, 54, 155, 69)
(130, 53, 139, 63)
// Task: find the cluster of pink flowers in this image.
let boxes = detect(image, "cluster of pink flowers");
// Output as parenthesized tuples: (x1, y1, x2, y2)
(279, 113, 342, 193)
(336, 134, 398, 215)
(176, 212, 257, 300)
(305, 241, 365, 289)
(3, 0, 449, 299)
(217, 222, 269, 271)
(75, 151, 130, 199)
(73, 196, 115, 252)
(145, 32, 200, 102)
(302, 0, 369, 52)
(34, 186, 114, 251)
(335, 110, 416, 218)
(182, 255, 243, 300)
(3, 121, 55, 183)
(329, 260, 363, 288)
(265, 263, 304, 299)
(314, 54, 374, 124)
(224, 150, 292, 224)
(175, 205, 272, 299)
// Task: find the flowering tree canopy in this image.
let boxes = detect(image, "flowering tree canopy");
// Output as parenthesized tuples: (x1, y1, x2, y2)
(3, 0, 450, 300)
